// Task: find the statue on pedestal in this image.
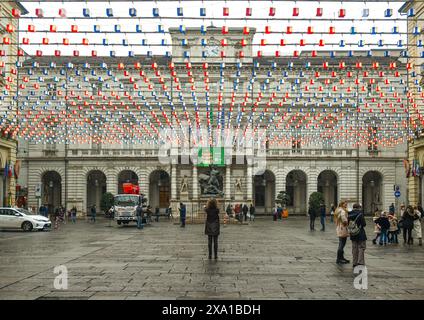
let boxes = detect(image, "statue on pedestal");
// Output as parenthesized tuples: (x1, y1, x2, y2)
(199, 165, 224, 197)
(235, 178, 242, 193)
(180, 175, 188, 193)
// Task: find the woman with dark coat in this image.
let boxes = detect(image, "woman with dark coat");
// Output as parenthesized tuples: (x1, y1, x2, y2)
(205, 198, 220, 260)
(402, 205, 415, 245)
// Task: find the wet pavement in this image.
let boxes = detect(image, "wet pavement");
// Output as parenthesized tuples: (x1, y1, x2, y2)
(0, 216, 423, 300)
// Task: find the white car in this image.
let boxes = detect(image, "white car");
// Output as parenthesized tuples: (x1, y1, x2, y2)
(0, 207, 51, 231)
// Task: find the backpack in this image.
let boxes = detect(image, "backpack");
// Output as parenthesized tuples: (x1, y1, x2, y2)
(348, 213, 362, 237)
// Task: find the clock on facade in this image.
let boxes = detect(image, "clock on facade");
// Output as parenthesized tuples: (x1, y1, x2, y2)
(205, 45, 220, 57)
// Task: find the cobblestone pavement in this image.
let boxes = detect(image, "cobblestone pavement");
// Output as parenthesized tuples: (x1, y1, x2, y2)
(0, 216, 423, 300)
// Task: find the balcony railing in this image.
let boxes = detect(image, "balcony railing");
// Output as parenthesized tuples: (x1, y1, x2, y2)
(67, 148, 164, 157)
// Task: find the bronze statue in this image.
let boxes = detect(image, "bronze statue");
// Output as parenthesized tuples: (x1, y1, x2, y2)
(198, 165, 224, 196)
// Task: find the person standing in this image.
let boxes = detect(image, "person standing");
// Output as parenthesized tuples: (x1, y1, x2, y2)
(234, 204, 241, 223)
(335, 201, 350, 264)
(179, 202, 186, 228)
(308, 205, 316, 231)
(413, 206, 422, 246)
(388, 212, 399, 244)
(249, 203, 255, 221)
(204, 198, 220, 260)
(389, 203, 395, 215)
(242, 204, 249, 222)
(54, 207, 61, 229)
(402, 206, 415, 245)
(90, 205, 96, 223)
(71, 206, 77, 224)
(136, 203, 143, 230)
(330, 204, 335, 223)
(348, 203, 367, 268)
(375, 211, 390, 246)
(320, 204, 326, 231)
(372, 210, 381, 245)
(277, 205, 283, 221)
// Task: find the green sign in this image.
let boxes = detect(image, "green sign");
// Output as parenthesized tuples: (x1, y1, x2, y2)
(198, 147, 225, 167)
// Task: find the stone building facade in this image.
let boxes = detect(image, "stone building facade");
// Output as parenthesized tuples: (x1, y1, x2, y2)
(16, 27, 408, 216)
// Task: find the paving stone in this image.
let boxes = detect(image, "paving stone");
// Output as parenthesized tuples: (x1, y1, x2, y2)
(0, 217, 423, 300)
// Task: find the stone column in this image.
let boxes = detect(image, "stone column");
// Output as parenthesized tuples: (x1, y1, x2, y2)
(171, 164, 177, 201)
(192, 165, 198, 199)
(225, 165, 231, 200)
(247, 165, 253, 201)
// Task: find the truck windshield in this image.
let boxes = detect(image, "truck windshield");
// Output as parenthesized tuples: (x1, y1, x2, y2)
(114, 195, 139, 206)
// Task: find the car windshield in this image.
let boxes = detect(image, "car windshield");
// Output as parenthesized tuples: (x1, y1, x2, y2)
(17, 208, 35, 215)
(114, 195, 139, 206)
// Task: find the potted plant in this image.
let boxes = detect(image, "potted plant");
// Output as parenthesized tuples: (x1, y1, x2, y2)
(276, 191, 291, 218)
(100, 192, 114, 217)
(308, 192, 325, 215)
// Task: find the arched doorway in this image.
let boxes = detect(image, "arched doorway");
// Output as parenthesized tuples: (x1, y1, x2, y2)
(362, 171, 383, 215)
(253, 170, 275, 214)
(317, 170, 338, 211)
(118, 170, 138, 194)
(149, 170, 170, 210)
(286, 170, 307, 214)
(41, 171, 62, 215)
(87, 170, 107, 213)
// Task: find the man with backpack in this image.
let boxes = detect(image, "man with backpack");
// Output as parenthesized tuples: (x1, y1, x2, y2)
(348, 203, 367, 268)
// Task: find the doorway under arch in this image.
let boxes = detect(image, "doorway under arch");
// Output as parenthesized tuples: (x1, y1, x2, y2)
(362, 171, 383, 215)
(317, 170, 338, 211)
(286, 170, 307, 214)
(149, 170, 170, 210)
(41, 171, 62, 215)
(253, 170, 275, 214)
(87, 170, 107, 213)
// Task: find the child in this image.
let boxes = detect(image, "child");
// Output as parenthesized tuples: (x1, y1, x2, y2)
(372, 210, 381, 245)
(388, 213, 398, 244)
(375, 211, 390, 246)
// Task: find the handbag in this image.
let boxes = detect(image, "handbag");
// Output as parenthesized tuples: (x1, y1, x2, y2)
(398, 219, 404, 229)
(348, 213, 362, 237)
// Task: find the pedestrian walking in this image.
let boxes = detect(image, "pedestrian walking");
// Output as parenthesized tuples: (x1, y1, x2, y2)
(179, 202, 186, 228)
(348, 203, 367, 268)
(242, 204, 249, 222)
(204, 198, 220, 260)
(335, 201, 350, 264)
(372, 210, 381, 245)
(375, 211, 390, 246)
(401, 206, 415, 245)
(249, 203, 255, 221)
(90, 205, 96, 223)
(308, 206, 316, 231)
(413, 206, 422, 246)
(136, 203, 143, 230)
(319, 204, 326, 231)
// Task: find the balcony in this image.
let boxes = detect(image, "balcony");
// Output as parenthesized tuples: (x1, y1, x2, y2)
(67, 148, 164, 158)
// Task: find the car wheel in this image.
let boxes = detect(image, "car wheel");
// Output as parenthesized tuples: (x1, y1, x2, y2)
(117, 221, 121, 225)
(22, 221, 33, 232)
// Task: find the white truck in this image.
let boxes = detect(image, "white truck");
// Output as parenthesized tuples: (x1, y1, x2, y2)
(113, 194, 146, 225)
